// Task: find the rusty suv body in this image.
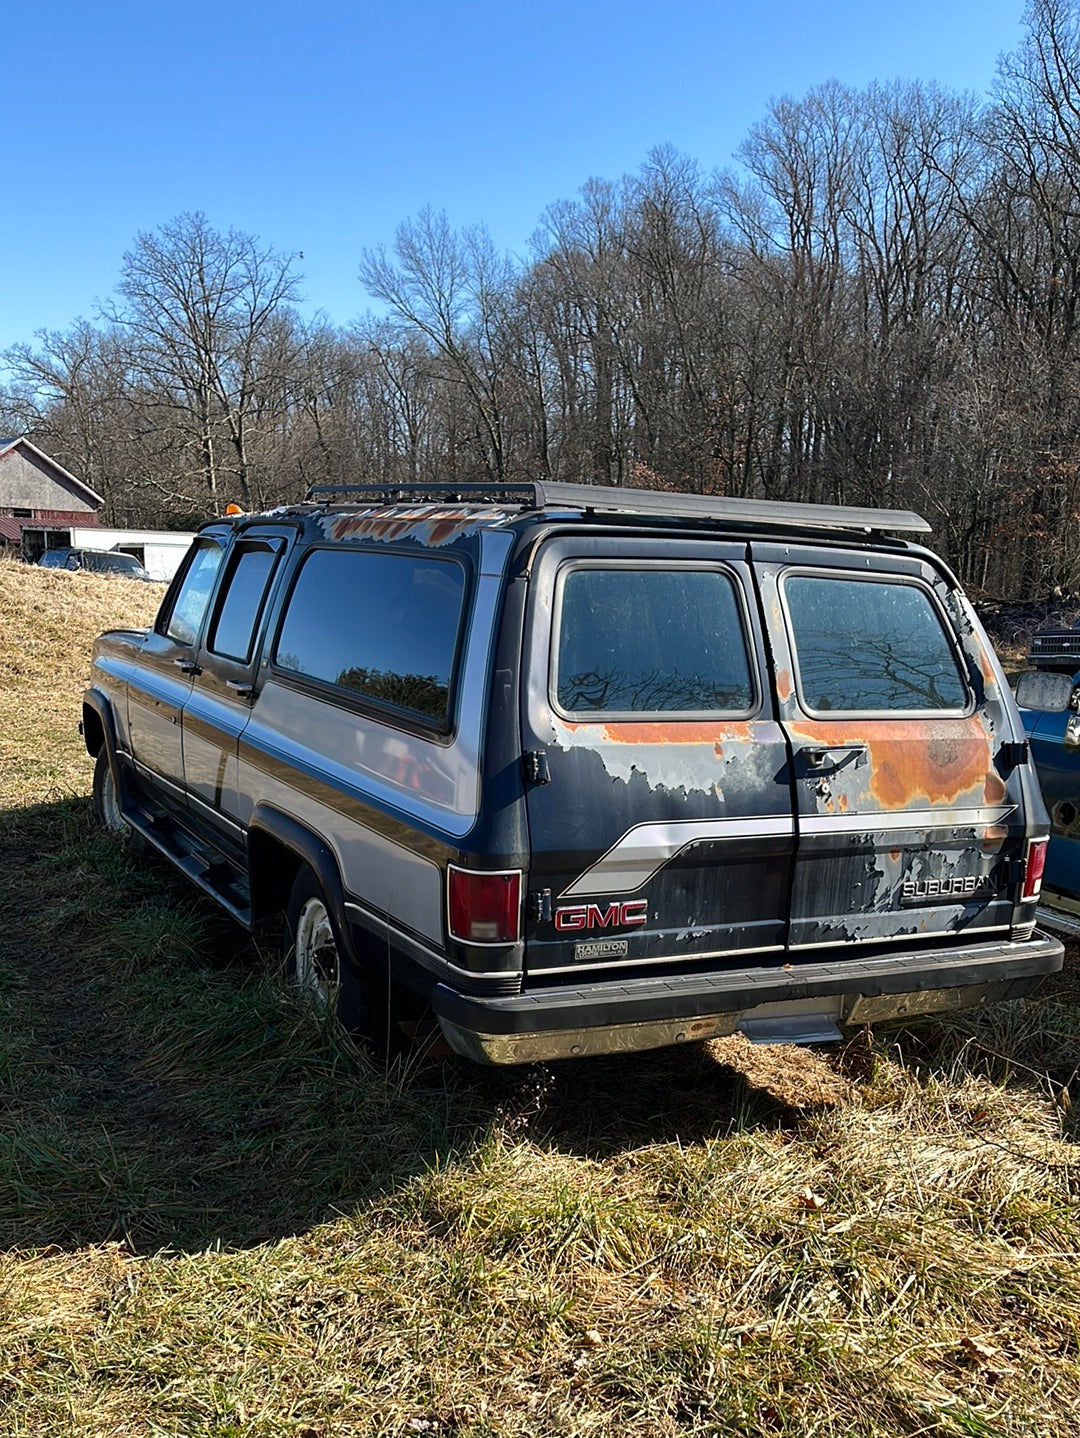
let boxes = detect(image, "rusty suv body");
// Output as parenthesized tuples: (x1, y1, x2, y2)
(82, 482, 1063, 1063)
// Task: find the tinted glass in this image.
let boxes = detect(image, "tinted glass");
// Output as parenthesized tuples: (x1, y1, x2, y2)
(274, 549, 467, 725)
(209, 543, 280, 662)
(164, 541, 225, 645)
(556, 567, 754, 715)
(785, 575, 968, 712)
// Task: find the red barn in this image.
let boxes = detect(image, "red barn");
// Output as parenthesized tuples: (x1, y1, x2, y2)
(0, 436, 103, 560)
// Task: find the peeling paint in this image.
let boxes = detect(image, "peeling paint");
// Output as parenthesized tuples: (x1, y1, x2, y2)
(790, 716, 996, 810)
(323, 504, 510, 548)
(563, 720, 753, 745)
(553, 718, 781, 791)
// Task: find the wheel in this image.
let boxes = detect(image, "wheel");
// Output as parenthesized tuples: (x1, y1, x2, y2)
(92, 749, 127, 836)
(286, 867, 401, 1055)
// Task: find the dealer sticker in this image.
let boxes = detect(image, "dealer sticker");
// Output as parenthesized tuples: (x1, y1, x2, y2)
(574, 939, 629, 962)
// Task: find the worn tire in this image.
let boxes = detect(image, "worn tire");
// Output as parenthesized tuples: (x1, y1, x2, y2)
(92, 748, 127, 837)
(285, 867, 402, 1056)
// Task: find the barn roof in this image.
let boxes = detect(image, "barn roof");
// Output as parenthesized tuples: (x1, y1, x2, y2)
(0, 436, 103, 507)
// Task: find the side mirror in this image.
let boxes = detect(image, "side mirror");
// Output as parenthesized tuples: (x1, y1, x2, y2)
(1015, 669, 1076, 712)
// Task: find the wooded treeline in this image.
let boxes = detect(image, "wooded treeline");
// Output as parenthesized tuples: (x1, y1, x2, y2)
(5, 0, 1080, 597)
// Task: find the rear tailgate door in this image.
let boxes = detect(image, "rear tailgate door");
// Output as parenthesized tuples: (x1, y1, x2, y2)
(519, 534, 796, 980)
(754, 545, 1024, 952)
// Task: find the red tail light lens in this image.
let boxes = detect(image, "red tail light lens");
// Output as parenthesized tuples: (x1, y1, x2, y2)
(448, 866, 521, 943)
(1022, 838, 1048, 902)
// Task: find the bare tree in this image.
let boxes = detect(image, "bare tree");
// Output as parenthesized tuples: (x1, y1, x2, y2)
(107, 212, 302, 507)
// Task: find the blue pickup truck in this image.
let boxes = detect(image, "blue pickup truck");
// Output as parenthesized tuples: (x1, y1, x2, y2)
(1017, 623, 1080, 935)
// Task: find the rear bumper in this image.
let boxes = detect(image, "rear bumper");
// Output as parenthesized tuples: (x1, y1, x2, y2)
(433, 932, 1064, 1064)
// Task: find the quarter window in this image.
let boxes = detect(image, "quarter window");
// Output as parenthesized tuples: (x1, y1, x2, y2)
(784, 574, 968, 713)
(208, 542, 281, 663)
(555, 566, 755, 715)
(163, 540, 225, 646)
(273, 548, 467, 726)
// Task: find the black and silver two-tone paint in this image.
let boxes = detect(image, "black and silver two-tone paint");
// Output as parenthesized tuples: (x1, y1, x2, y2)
(82, 482, 1063, 1063)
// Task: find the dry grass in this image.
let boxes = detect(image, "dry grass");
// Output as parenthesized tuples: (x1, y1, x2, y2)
(1, 557, 1079, 1437)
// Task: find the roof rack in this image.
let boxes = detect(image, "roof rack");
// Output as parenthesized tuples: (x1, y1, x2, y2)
(540, 483, 931, 534)
(305, 482, 543, 505)
(304, 480, 931, 535)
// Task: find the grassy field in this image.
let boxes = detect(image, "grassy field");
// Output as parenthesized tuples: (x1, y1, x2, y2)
(1, 556, 1079, 1437)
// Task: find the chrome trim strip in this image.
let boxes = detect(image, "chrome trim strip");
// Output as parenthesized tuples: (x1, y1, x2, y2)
(789, 923, 1010, 951)
(131, 756, 187, 801)
(800, 804, 1017, 836)
(187, 788, 245, 834)
(530, 941, 784, 978)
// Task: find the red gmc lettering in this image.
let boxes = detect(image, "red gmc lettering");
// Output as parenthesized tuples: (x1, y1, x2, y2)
(554, 900, 649, 931)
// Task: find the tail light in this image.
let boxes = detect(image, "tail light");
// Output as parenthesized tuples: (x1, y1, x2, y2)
(448, 866, 522, 943)
(1022, 837, 1048, 902)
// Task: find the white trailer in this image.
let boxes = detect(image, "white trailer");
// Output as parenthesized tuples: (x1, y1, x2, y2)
(69, 527, 195, 582)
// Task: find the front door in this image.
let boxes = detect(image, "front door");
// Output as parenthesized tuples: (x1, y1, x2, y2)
(180, 532, 288, 853)
(127, 533, 228, 803)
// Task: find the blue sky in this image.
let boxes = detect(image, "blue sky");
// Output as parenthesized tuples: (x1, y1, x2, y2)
(0, 0, 1027, 359)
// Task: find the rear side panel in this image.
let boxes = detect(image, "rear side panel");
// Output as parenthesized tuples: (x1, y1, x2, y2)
(520, 534, 796, 978)
(754, 544, 1034, 952)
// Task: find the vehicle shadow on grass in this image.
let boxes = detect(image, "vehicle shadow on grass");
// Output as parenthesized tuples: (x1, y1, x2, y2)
(3, 794, 1051, 1256)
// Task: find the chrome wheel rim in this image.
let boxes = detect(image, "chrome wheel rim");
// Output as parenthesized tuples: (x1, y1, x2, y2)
(294, 896, 340, 1016)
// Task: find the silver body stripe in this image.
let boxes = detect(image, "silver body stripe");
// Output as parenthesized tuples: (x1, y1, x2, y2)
(560, 805, 1018, 899)
(560, 816, 793, 897)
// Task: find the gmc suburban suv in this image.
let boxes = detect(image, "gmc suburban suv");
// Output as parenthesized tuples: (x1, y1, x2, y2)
(82, 482, 1063, 1062)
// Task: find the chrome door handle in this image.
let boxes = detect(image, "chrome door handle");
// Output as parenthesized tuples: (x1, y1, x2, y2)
(804, 743, 867, 770)
(173, 658, 199, 674)
(226, 680, 254, 699)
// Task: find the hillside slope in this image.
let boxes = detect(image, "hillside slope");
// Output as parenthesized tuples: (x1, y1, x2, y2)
(0, 557, 160, 805)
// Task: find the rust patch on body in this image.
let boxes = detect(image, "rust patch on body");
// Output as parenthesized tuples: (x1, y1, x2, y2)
(983, 772, 1007, 804)
(790, 716, 995, 809)
(326, 504, 508, 547)
(561, 721, 754, 745)
(776, 668, 793, 702)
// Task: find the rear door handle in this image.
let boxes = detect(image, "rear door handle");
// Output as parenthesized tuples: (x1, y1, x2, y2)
(226, 679, 254, 699)
(804, 743, 867, 771)
(173, 658, 200, 674)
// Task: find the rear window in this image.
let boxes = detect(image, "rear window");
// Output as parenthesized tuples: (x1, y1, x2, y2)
(783, 574, 968, 713)
(273, 548, 467, 727)
(554, 566, 755, 716)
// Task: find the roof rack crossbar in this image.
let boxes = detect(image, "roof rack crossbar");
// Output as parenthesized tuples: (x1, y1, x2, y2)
(302, 480, 931, 536)
(305, 482, 543, 505)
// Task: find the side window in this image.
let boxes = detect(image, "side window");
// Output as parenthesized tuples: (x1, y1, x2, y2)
(783, 574, 969, 713)
(207, 541, 282, 663)
(555, 566, 755, 716)
(273, 548, 467, 727)
(163, 541, 225, 646)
